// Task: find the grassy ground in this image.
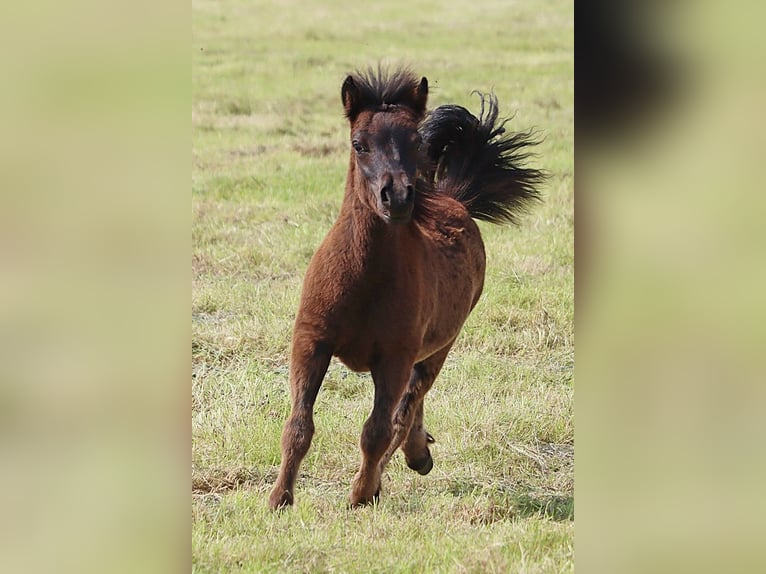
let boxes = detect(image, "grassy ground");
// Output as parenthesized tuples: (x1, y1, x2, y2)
(192, 0, 573, 571)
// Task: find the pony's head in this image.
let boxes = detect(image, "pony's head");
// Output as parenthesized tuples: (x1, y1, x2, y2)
(341, 68, 428, 224)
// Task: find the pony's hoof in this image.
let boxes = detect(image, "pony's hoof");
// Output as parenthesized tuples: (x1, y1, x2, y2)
(268, 488, 293, 511)
(407, 452, 434, 475)
(349, 485, 380, 508)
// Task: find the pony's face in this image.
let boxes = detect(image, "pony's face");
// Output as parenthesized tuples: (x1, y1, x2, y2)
(340, 72, 428, 225)
(349, 108, 422, 224)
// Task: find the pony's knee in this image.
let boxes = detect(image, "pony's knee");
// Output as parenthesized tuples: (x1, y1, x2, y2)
(283, 413, 315, 454)
(392, 392, 415, 429)
(360, 417, 393, 457)
(392, 408, 409, 433)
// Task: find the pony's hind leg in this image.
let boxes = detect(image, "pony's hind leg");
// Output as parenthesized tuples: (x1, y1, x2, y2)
(379, 342, 453, 476)
(350, 359, 411, 507)
(268, 340, 331, 510)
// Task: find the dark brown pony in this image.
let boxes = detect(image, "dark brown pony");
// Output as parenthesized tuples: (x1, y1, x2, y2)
(269, 68, 545, 509)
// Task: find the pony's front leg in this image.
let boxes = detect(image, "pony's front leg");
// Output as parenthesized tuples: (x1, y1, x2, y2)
(350, 360, 410, 507)
(401, 400, 435, 475)
(269, 339, 331, 510)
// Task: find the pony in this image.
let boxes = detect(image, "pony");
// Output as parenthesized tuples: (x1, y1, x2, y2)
(269, 67, 545, 509)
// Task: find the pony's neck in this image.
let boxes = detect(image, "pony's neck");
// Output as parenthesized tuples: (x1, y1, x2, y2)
(338, 160, 407, 269)
(342, 159, 383, 232)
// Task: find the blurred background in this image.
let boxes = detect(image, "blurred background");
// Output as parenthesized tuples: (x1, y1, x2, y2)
(576, 1, 766, 573)
(0, 2, 188, 573)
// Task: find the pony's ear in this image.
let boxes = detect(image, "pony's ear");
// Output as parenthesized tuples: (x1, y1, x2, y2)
(412, 76, 429, 115)
(341, 75, 360, 121)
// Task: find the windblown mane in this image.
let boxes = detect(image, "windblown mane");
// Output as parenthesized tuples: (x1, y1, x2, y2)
(419, 92, 546, 225)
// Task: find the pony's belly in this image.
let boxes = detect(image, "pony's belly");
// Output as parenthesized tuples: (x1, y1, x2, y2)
(335, 354, 371, 373)
(415, 276, 483, 361)
(416, 334, 455, 362)
(333, 305, 473, 372)
(333, 343, 373, 373)
(417, 318, 468, 362)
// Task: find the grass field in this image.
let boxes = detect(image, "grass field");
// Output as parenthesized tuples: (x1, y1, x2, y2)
(192, 0, 573, 571)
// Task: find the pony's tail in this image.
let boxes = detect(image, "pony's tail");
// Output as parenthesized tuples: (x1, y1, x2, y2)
(419, 93, 546, 225)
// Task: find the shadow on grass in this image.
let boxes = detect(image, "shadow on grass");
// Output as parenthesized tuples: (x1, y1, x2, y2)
(445, 478, 573, 523)
(514, 493, 574, 521)
(467, 492, 574, 524)
(192, 466, 277, 495)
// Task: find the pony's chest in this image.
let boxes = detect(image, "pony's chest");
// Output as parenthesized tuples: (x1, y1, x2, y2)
(332, 286, 423, 368)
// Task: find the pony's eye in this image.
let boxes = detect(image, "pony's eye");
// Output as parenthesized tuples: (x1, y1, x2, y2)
(352, 140, 366, 153)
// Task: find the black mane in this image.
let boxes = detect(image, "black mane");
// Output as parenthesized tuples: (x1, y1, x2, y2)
(419, 92, 546, 225)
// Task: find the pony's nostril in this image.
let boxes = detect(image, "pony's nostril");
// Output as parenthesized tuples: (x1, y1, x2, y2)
(381, 189, 390, 205)
(406, 186, 414, 202)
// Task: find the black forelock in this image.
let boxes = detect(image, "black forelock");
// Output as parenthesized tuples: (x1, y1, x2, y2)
(346, 66, 422, 113)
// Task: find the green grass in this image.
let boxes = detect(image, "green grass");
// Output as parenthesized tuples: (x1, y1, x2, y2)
(193, 0, 573, 571)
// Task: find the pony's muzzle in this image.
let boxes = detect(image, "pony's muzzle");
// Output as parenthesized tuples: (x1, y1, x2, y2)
(379, 175, 414, 223)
